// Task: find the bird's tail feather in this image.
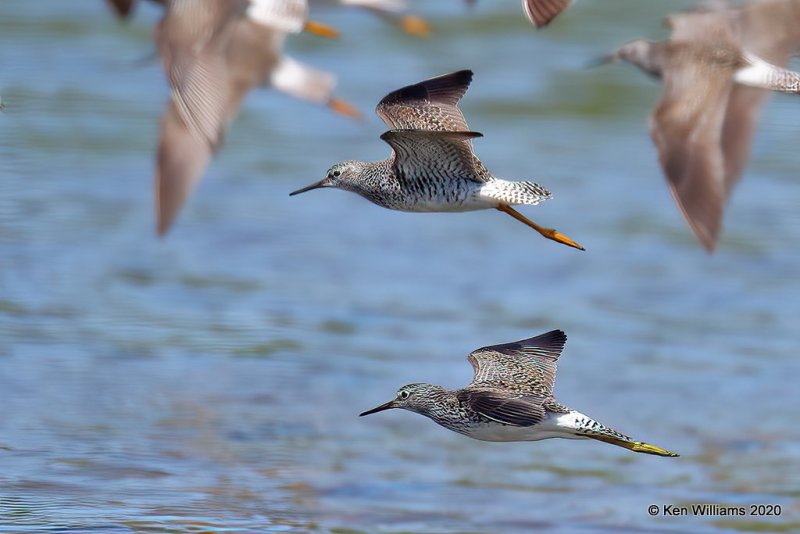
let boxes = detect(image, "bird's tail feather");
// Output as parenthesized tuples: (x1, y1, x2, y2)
(571, 413, 679, 457)
(483, 179, 552, 206)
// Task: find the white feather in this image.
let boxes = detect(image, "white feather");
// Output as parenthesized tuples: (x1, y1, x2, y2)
(247, 0, 307, 33)
(270, 56, 335, 104)
(735, 53, 783, 88)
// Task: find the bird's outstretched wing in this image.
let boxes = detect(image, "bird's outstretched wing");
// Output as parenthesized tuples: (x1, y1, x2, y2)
(721, 0, 800, 204)
(457, 388, 546, 427)
(155, 2, 239, 149)
(155, 100, 213, 236)
(380, 129, 485, 185)
(376, 70, 473, 131)
(467, 330, 566, 396)
(153, 1, 240, 235)
(522, 0, 572, 28)
(651, 11, 739, 251)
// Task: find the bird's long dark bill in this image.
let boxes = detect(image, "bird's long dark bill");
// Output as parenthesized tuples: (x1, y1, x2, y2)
(359, 400, 396, 417)
(289, 179, 326, 196)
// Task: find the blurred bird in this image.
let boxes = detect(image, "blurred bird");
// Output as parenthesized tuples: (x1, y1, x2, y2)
(145, 0, 358, 235)
(600, 0, 800, 251)
(311, 0, 431, 37)
(361, 330, 679, 457)
(291, 70, 584, 251)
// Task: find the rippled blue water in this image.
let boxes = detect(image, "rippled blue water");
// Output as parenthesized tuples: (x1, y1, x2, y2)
(1, 1, 799, 532)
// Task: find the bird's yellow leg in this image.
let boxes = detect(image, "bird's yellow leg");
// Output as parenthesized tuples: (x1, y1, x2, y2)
(304, 20, 339, 39)
(496, 204, 585, 251)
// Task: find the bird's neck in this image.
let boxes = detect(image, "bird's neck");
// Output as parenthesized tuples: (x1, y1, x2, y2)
(344, 160, 394, 202)
(417, 389, 467, 428)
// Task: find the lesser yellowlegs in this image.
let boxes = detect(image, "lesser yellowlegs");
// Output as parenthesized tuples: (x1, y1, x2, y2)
(290, 70, 584, 250)
(114, 0, 357, 235)
(361, 330, 678, 457)
(600, 3, 800, 251)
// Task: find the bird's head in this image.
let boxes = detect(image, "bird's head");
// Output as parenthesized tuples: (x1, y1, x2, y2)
(589, 39, 656, 73)
(614, 39, 654, 65)
(359, 383, 447, 417)
(289, 161, 362, 196)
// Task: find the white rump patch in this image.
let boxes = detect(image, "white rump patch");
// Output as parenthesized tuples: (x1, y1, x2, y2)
(735, 53, 785, 89)
(270, 56, 335, 104)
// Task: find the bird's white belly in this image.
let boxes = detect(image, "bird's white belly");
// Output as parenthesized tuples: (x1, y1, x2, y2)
(460, 412, 591, 443)
(397, 191, 498, 213)
(462, 423, 585, 443)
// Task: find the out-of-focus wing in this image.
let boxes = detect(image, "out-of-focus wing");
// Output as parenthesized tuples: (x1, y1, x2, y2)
(522, 0, 572, 28)
(155, 100, 213, 235)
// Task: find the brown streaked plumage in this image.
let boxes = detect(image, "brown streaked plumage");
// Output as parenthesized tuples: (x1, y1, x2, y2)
(607, 1, 800, 251)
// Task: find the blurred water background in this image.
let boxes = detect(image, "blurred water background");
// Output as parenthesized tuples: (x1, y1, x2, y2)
(1, 1, 799, 532)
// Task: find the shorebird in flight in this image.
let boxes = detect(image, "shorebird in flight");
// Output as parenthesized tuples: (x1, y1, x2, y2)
(106, 0, 358, 235)
(600, 0, 800, 251)
(291, 70, 584, 251)
(361, 330, 679, 457)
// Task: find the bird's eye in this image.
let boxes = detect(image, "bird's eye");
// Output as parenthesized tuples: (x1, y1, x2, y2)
(332, 170, 341, 178)
(398, 390, 410, 400)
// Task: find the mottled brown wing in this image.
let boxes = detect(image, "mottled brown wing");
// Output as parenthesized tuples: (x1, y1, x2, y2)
(380, 129, 484, 184)
(457, 388, 546, 427)
(376, 70, 473, 132)
(467, 330, 566, 395)
(522, 0, 572, 28)
(155, 100, 212, 236)
(651, 51, 734, 252)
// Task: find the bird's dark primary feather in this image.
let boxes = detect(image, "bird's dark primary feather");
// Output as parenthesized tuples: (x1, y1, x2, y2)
(376, 70, 473, 131)
(458, 388, 545, 427)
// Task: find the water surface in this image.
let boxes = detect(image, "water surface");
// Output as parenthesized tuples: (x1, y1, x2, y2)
(1, 1, 799, 532)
